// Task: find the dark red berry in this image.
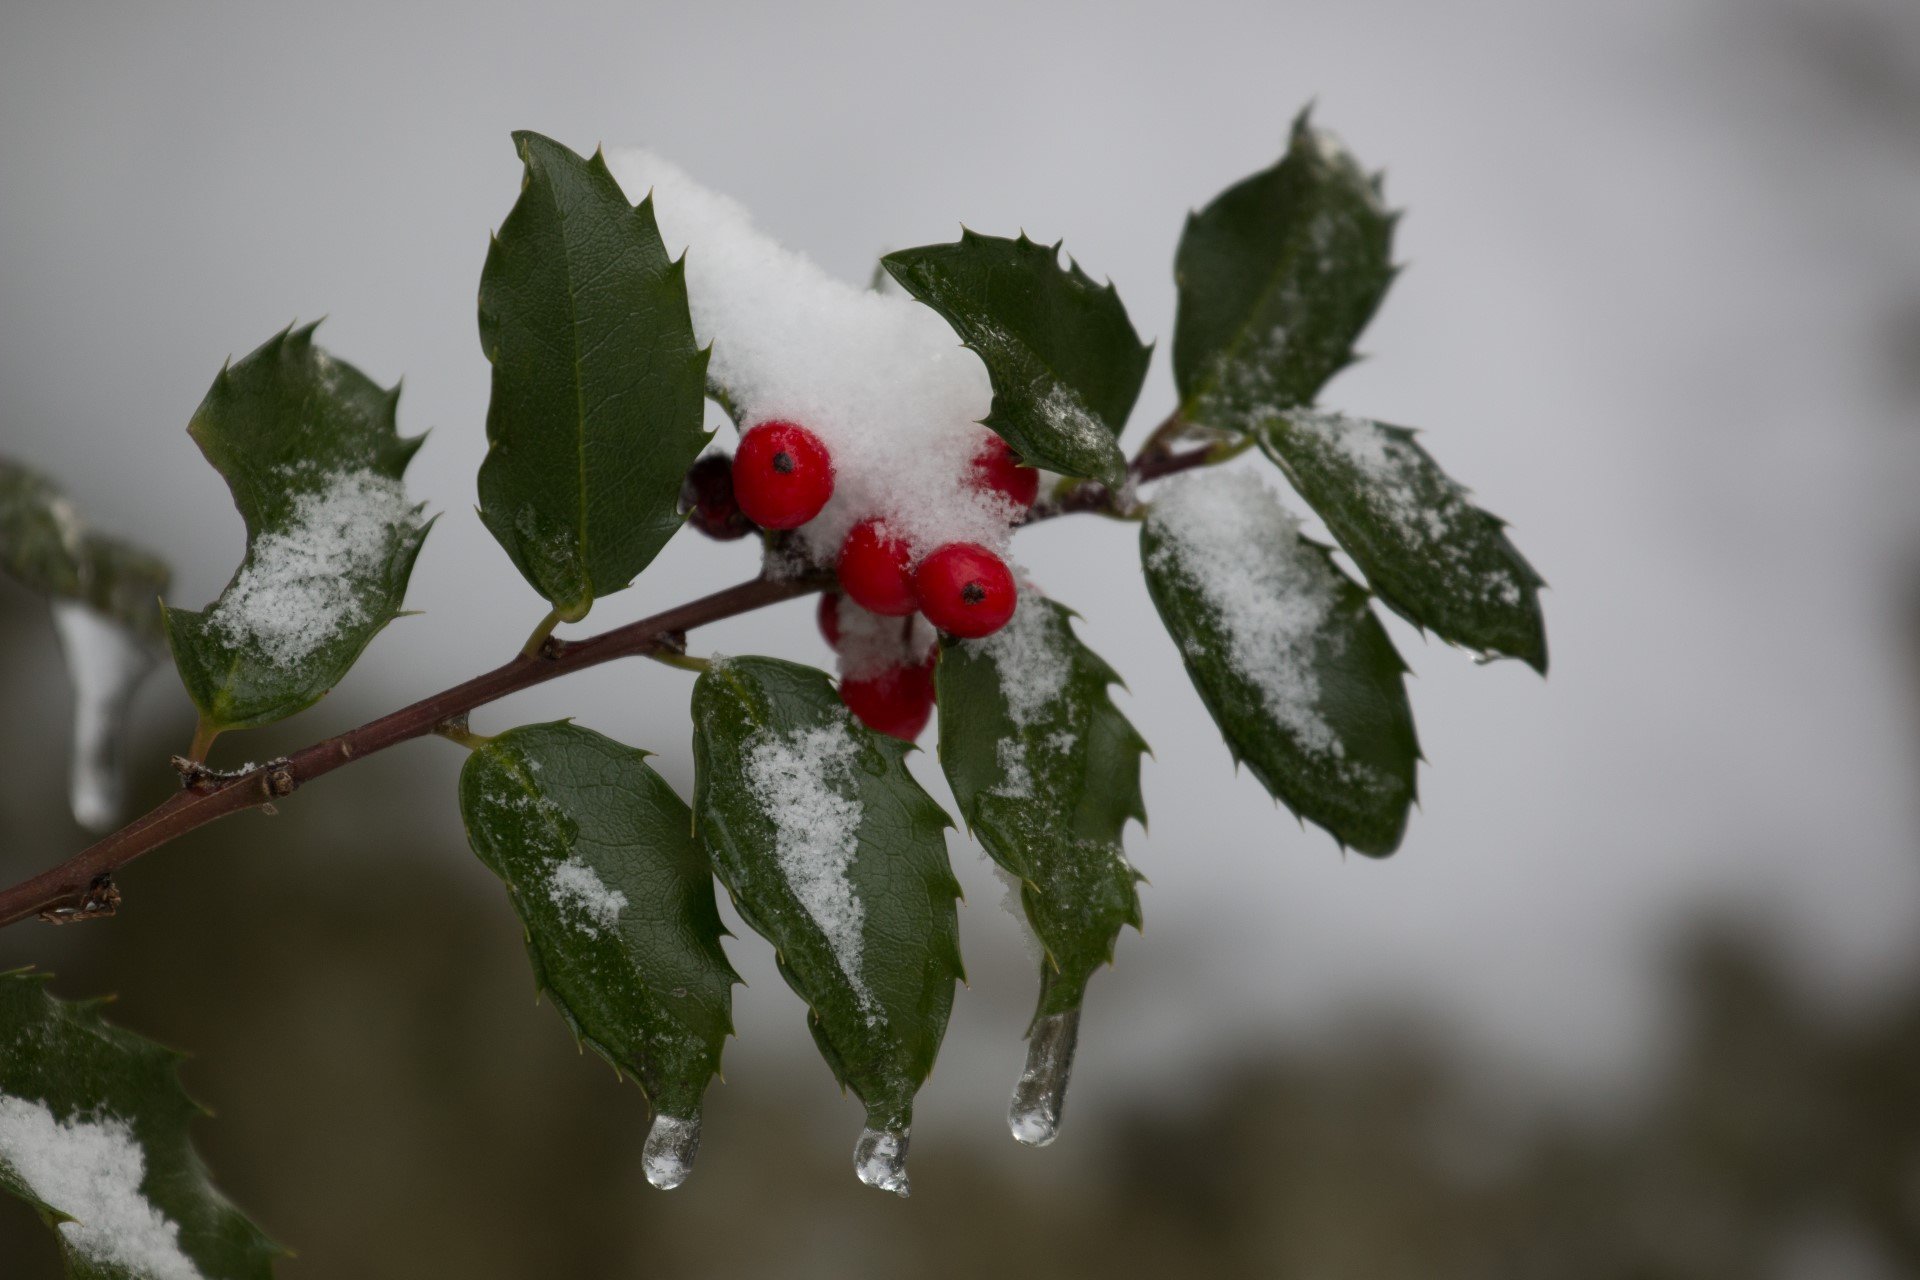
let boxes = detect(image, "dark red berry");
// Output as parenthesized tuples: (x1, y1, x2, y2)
(732, 421, 833, 529)
(969, 433, 1040, 514)
(836, 518, 918, 616)
(840, 656, 936, 741)
(817, 591, 844, 648)
(679, 453, 755, 540)
(915, 542, 1017, 638)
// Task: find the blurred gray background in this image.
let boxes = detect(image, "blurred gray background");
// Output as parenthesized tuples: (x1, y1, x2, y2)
(3, 0, 1919, 1275)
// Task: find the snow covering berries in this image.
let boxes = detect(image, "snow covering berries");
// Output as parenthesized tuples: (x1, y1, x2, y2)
(732, 421, 834, 529)
(614, 151, 1039, 729)
(697, 416, 1025, 733)
(818, 593, 937, 740)
(915, 543, 1018, 638)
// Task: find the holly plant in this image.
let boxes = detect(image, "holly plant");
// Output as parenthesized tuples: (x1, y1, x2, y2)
(0, 109, 1544, 1272)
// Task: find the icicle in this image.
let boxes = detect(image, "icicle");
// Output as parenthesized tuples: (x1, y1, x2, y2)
(1008, 1007, 1080, 1147)
(642, 1112, 700, 1190)
(49, 602, 156, 833)
(853, 1125, 910, 1196)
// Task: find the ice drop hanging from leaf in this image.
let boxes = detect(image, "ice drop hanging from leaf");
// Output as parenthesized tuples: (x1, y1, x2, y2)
(854, 1125, 912, 1197)
(642, 1113, 701, 1191)
(1008, 1007, 1080, 1147)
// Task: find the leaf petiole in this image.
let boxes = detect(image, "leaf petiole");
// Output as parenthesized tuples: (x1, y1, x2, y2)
(647, 650, 712, 674)
(520, 606, 565, 658)
(186, 717, 221, 764)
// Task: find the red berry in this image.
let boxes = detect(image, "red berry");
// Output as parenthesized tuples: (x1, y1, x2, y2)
(969, 433, 1040, 514)
(836, 518, 917, 616)
(732, 421, 833, 529)
(817, 591, 844, 648)
(915, 542, 1017, 638)
(840, 656, 936, 741)
(679, 453, 754, 540)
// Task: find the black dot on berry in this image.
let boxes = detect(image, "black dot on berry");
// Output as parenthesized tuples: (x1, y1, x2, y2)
(772, 451, 795, 474)
(961, 581, 986, 605)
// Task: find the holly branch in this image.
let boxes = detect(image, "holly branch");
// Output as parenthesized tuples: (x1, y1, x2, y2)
(0, 118, 1548, 1229)
(0, 422, 1225, 932)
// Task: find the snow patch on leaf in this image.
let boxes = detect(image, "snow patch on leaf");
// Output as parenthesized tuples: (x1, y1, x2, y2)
(743, 720, 879, 1020)
(0, 1095, 205, 1280)
(1145, 471, 1345, 759)
(206, 467, 419, 665)
(1283, 410, 1526, 609)
(547, 856, 629, 937)
(968, 591, 1074, 799)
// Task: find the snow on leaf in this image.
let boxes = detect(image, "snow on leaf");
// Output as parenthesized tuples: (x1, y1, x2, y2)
(0, 970, 282, 1279)
(691, 657, 961, 1156)
(459, 723, 736, 1140)
(1142, 470, 1418, 855)
(162, 323, 430, 732)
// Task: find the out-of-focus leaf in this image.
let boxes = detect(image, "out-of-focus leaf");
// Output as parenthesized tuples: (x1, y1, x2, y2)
(0, 459, 170, 637)
(0, 460, 173, 828)
(0, 969, 282, 1279)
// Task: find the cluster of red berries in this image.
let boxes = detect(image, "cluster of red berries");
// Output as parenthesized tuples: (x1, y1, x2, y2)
(680, 418, 1039, 739)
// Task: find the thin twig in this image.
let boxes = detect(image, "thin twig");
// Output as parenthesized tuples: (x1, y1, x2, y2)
(1024, 410, 1230, 524)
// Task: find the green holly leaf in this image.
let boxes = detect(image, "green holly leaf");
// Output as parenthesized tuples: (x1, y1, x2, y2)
(934, 595, 1146, 1146)
(0, 969, 282, 1279)
(1, 459, 171, 638)
(161, 324, 429, 732)
(883, 232, 1148, 487)
(935, 596, 1145, 1020)
(477, 131, 710, 620)
(1141, 471, 1418, 855)
(458, 722, 736, 1188)
(1260, 410, 1547, 672)
(1173, 109, 1397, 435)
(690, 657, 961, 1192)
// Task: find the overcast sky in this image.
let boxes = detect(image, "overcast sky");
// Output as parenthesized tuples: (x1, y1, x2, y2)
(2, 0, 1917, 1127)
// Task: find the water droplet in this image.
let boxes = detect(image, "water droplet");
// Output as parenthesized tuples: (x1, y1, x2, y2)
(853, 1125, 910, 1196)
(642, 1112, 700, 1190)
(50, 602, 156, 833)
(1008, 1007, 1080, 1147)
